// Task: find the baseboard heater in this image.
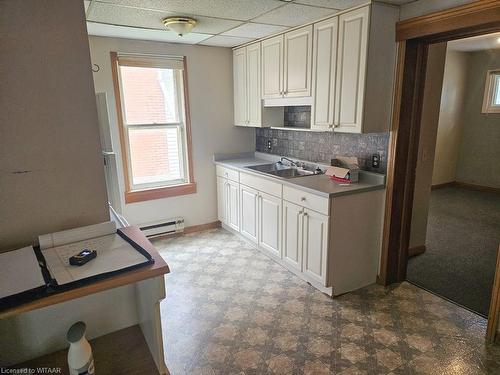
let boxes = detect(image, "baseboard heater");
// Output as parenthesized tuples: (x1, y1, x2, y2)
(140, 218, 185, 238)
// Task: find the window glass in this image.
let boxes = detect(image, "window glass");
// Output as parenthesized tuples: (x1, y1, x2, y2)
(128, 127, 182, 186)
(493, 74, 500, 106)
(120, 66, 178, 125)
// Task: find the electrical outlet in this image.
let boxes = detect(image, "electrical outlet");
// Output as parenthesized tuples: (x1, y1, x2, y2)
(372, 154, 380, 168)
(267, 140, 272, 150)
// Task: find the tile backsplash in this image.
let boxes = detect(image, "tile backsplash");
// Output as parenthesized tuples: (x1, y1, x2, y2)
(255, 128, 390, 173)
(284, 106, 311, 128)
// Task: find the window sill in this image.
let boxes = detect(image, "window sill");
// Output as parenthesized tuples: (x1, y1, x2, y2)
(125, 182, 196, 204)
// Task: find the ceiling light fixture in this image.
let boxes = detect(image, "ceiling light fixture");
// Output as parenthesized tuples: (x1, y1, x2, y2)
(163, 17, 197, 37)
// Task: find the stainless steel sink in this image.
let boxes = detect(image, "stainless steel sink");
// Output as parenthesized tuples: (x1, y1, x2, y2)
(245, 163, 315, 179)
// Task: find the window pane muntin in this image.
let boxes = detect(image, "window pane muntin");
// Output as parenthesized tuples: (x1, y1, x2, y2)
(119, 65, 179, 125)
(127, 125, 186, 190)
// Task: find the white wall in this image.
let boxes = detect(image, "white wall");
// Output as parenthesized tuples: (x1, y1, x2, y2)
(432, 50, 468, 186)
(456, 49, 500, 188)
(88, 36, 255, 227)
(410, 43, 447, 249)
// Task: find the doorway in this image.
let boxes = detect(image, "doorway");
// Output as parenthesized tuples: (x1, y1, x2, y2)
(405, 36, 500, 317)
(379, 1, 500, 342)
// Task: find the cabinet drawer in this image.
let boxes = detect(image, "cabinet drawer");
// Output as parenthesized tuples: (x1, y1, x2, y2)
(240, 172, 282, 198)
(216, 165, 239, 182)
(283, 186, 329, 215)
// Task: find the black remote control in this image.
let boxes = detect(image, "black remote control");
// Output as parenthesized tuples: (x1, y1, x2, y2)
(69, 249, 97, 266)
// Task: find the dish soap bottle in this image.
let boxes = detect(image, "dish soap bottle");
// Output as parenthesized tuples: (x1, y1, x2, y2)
(67, 321, 95, 375)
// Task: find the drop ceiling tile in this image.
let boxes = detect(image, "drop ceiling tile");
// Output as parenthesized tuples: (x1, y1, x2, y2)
(95, 0, 285, 21)
(293, 0, 363, 10)
(252, 3, 339, 27)
(88, 2, 243, 34)
(199, 35, 255, 48)
(221, 22, 287, 39)
(87, 22, 213, 44)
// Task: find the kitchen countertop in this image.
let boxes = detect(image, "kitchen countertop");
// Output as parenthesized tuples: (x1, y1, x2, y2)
(214, 153, 386, 198)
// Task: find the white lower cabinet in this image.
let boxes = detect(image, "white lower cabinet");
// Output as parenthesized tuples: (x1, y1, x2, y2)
(216, 176, 227, 224)
(282, 201, 329, 286)
(239, 184, 258, 244)
(258, 191, 281, 258)
(217, 173, 240, 232)
(302, 209, 329, 286)
(282, 201, 303, 272)
(216, 165, 384, 297)
(227, 180, 240, 232)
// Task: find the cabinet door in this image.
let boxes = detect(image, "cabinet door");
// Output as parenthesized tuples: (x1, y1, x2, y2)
(284, 25, 313, 98)
(282, 200, 303, 272)
(233, 47, 247, 126)
(262, 35, 283, 99)
(216, 176, 227, 224)
(311, 17, 338, 131)
(227, 180, 240, 232)
(246, 43, 262, 127)
(335, 6, 369, 133)
(239, 184, 258, 243)
(258, 191, 282, 258)
(302, 209, 329, 286)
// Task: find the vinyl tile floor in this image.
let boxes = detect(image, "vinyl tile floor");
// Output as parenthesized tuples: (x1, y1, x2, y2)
(154, 229, 500, 375)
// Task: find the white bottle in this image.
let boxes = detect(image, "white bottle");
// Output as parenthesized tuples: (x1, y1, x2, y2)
(67, 321, 95, 375)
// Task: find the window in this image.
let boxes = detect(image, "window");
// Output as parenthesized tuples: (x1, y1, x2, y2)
(111, 53, 195, 203)
(482, 69, 500, 113)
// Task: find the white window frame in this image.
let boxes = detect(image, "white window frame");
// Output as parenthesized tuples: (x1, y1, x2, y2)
(482, 68, 500, 114)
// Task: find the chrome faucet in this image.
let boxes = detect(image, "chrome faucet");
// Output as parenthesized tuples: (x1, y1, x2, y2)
(279, 157, 298, 167)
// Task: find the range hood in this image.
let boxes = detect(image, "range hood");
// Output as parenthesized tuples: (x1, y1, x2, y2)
(263, 96, 313, 107)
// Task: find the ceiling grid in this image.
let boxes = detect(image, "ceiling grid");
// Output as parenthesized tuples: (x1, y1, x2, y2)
(84, 0, 413, 47)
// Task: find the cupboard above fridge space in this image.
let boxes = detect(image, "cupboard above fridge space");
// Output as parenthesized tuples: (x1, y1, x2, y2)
(232, 2, 399, 134)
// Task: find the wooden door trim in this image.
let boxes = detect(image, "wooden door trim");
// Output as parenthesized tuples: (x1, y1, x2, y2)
(380, 0, 500, 341)
(396, 0, 500, 42)
(487, 245, 500, 343)
(381, 1, 500, 283)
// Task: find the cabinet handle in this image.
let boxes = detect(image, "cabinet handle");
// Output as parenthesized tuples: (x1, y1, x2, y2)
(303, 212, 308, 217)
(300, 197, 306, 202)
(334, 124, 340, 128)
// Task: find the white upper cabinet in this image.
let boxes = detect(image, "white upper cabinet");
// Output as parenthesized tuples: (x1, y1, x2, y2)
(262, 25, 312, 99)
(334, 6, 369, 133)
(233, 3, 398, 132)
(284, 25, 313, 98)
(262, 35, 283, 99)
(233, 47, 247, 126)
(332, 4, 398, 133)
(234, 42, 283, 128)
(246, 43, 262, 126)
(311, 17, 338, 131)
